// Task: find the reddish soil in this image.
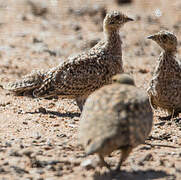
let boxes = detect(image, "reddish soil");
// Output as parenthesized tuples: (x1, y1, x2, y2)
(0, 0, 181, 179)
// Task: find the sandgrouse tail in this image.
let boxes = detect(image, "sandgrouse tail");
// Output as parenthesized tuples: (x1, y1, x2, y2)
(79, 74, 153, 171)
(3, 69, 46, 96)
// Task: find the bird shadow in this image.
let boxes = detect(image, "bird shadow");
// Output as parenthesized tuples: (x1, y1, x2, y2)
(46, 110, 80, 118)
(26, 109, 80, 118)
(93, 169, 174, 180)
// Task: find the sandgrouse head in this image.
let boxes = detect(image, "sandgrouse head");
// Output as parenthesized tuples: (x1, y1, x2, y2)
(104, 11, 134, 31)
(112, 74, 135, 85)
(147, 30, 177, 52)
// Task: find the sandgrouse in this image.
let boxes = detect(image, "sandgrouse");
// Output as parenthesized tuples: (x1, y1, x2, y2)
(4, 11, 133, 111)
(79, 74, 153, 171)
(147, 30, 181, 119)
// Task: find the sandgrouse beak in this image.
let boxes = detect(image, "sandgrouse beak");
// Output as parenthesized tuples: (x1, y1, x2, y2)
(125, 17, 134, 22)
(147, 35, 157, 40)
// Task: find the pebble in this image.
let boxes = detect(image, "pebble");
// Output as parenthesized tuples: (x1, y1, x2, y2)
(36, 169, 44, 175)
(27, 0, 48, 17)
(22, 150, 34, 157)
(155, 121, 166, 126)
(38, 107, 47, 114)
(138, 153, 153, 166)
(115, 0, 132, 4)
(81, 159, 97, 170)
(11, 166, 29, 174)
(0, 101, 10, 107)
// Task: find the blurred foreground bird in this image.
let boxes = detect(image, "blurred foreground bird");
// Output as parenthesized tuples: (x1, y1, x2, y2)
(147, 30, 181, 119)
(79, 74, 153, 171)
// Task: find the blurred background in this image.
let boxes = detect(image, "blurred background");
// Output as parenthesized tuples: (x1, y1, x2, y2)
(0, 0, 181, 88)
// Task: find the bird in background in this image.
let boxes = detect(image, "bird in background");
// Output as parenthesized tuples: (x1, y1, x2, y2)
(147, 30, 181, 119)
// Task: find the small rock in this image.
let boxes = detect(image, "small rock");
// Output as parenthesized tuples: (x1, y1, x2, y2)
(38, 107, 47, 114)
(9, 150, 22, 157)
(138, 68, 149, 74)
(173, 24, 180, 30)
(11, 166, 29, 174)
(27, 0, 48, 17)
(31, 159, 47, 168)
(46, 165, 56, 171)
(17, 109, 25, 114)
(22, 150, 34, 157)
(0, 167, 6, 174)
(81, 159, 97, 170)
(72, 160, 81, 167)
(138, 153, 153, 166)
(167, 122, 172, 126)
(115, 0, 132, 5)
(44, 49, 57, 56)
(48, 114, 56, 118)
(155, 121, 166, 126)
(23, 121, 28, 125)
(5, 142, 12, 147)
(71, 23, 81, 31)
(146, 15, 159, 24)
(0, 101, 10, 107)
(69, 124, 76, 128)
(55, 171, 63, 177)
(36, 169, 44, 175)
(3, 162, 9, 166)
(47, 160, 61, 165)
(33, 37, 43, 44)
(139, 145, 151, 150)
(20, 144, 25, 149)
(159, 133, 171, 140)
(57, 134, 66, 138)
(48, 102, 55, 108)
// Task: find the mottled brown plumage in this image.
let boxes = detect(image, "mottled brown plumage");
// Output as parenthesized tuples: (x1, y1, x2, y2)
(147, 30, 181, 118)
(3, 69, 46, 95)
(79, 74, 153, 171)
(31, 11, 133, 110)
(4, 11, 133, 111)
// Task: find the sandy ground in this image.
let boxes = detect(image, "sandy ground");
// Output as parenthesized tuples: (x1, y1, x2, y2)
(0, 0, 181, 179)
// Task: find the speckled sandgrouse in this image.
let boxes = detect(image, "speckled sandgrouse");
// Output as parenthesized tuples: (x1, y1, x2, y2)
(147, 30, 181, 119)
(4, 11, 133, 111)
(79, 74, 153, 171)
(32, 11, 133, 110)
